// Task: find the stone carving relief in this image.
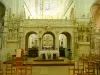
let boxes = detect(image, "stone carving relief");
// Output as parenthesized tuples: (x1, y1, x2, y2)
(44, 24, 52, 31)
(7, 18, 20, 40)
(8, 28, 19, 40)
(77, 25, 91, 42)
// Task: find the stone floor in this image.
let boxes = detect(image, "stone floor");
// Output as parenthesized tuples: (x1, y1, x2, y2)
(32, 66, 70, 75)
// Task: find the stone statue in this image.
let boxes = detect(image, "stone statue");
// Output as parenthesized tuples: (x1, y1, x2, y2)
(61, 39, 63, 47)
(83, 34, 87, 42)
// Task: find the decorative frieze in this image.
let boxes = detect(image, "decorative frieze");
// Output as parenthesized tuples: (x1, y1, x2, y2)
(23, 19, 73, 26)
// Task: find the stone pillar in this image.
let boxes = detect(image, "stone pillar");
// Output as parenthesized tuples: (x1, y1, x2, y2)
(55, 33, 59, 50)
(71, 33, 75, 59)
(38, 32, 42, 50)
(37, 34, 39, 48)
(38, 37, 42, 50)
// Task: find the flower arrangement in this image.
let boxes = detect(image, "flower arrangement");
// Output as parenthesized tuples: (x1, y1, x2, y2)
(47, 52, 51, 59)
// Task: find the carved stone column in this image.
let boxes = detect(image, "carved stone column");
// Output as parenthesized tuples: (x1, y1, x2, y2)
(39, 37, 42, 50)
(55, 32, 59, 50)
(38, 31, 42, 50)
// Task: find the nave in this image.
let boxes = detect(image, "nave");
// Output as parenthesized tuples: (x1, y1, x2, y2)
(0, 53, 100, 75)
(1, 0, 100, 75)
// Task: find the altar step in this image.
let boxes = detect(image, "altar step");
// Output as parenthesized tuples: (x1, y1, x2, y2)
(34, 57, 64, 61)
(4, 58, 74, 66)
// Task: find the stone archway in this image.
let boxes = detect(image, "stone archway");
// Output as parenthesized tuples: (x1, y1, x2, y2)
(42, 31, 55, 50)
(25, 31, 37, 50)
(59, 32, 71, 58)
(25, 31, 39, 57)
(61, 32, 71, 49)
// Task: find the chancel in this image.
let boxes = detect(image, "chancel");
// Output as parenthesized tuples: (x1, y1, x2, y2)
(0, 0, 100, 75)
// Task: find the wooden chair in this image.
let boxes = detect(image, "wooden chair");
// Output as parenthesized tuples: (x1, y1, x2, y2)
(5, 63, 15, 75)
(95, 61, 100, 75)
(0, 61, 3, 75)
(85, 61, 95, 75)
(24, 63, 32, 75)
(15, 61, 27, 75)
(70, 60, 84, 75)
(0, 69, 3, 75)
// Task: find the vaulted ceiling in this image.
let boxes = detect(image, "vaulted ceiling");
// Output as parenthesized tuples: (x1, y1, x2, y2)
(24, 0, 68, 19)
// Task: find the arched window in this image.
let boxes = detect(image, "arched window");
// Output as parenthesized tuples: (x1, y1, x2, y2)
(40, 0, 57, 16)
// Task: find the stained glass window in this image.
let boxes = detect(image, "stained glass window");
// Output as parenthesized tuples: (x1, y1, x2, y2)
(44, 0, 50, 15)
(40, 0, 43, 15)
(40, 0, 51, 15)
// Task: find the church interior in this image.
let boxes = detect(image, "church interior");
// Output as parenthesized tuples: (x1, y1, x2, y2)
(0, 0, 100, 75)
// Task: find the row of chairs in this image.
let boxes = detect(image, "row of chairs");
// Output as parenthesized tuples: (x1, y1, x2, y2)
(69, 54, 97, 75)
(70, 61, 95, 75)
(1, 61, 32, 75)
(0, 52, 32, 75)
(71, 54, 100, 75)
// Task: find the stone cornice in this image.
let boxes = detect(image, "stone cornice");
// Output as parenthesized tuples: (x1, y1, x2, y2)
(23, 19, 73, 26)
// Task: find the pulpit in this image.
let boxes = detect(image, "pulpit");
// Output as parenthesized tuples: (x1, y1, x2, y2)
(38, 50, 59, 60)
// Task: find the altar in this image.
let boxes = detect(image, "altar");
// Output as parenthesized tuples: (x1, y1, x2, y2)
(38, 50, 59, 60)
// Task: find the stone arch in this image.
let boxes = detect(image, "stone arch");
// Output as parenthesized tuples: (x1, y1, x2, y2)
(42, 31, 55, 49)
(61, 32, 71, 49)
(25, 31, 37, 50)
(59, 31, 72, 58)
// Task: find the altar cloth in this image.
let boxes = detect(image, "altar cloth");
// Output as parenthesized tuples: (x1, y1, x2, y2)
(38, 50, 59, 60)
